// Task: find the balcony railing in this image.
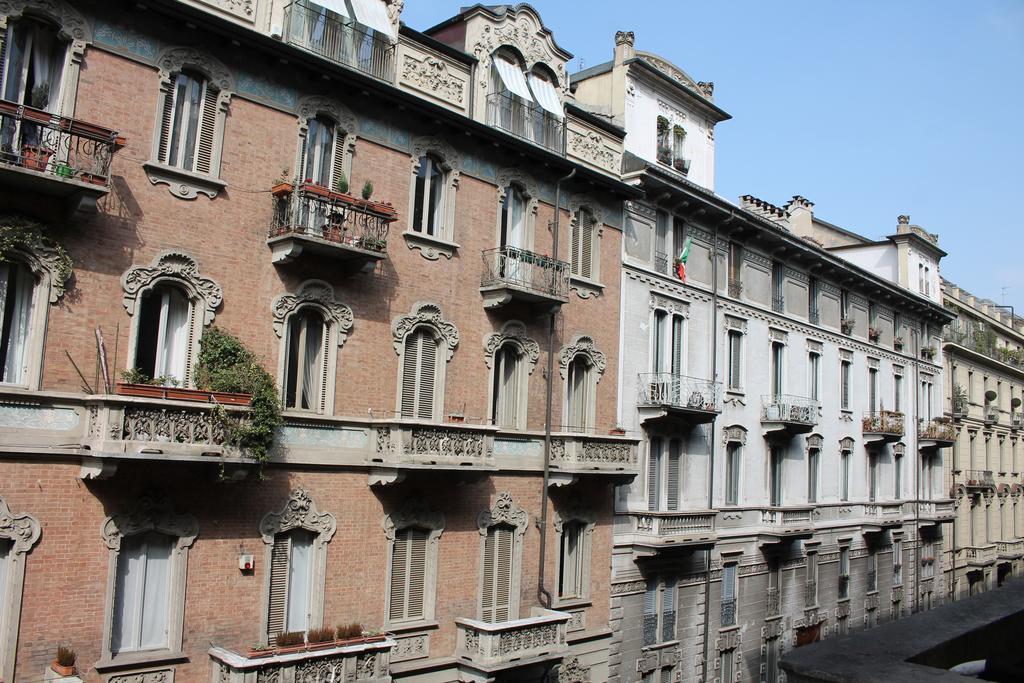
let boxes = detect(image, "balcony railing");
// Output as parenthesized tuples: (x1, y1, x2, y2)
(984, 405, 999, 425)
(721, 597, 736, 627)
(761, 395, 818, 433)
(637, 373, 722, 415)
(0, 99, 119, 188)
(455, 610, 569, 672)
(283, 0, 395, 82)
(918, 418, 956, 444)
(964, 470, 995, 489)
(804, 580, 817, 608)
(269, 182, 393, 263)
(480, 245, 569, 305)
(630, 511, 716, 537)
(944, 323, 1024, 369)
(918, 500, 955, 523)
(1012, 413, 1023, 430)
(861, 410, 905, 441)
(959, 544, 998, 567)
(997, 539, 1024, 559)
(210, 639, 394, 683)
(485, 91, 564, 153)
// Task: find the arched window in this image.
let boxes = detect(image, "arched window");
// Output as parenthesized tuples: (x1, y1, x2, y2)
(477, 493, 527, 623)
(160, 71, 218, 174)
(0, 261, 37, 385)
(302, 115, 338, 188)
(491, 342, 523, 428)
(526, 66, 563, 148)
(284, 308, 328, 411)
(412, 154, 444, 237)
(1, 17, 67, 113)
(384, 500, 444, 627)
(133, 284, 193, 386)
(566, 354, 592, 432)
(405, 137, 460, 257)
(401, 328, 440, 420)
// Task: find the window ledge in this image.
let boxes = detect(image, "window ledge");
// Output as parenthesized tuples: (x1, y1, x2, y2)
(551, 598, 591, 610)
(569, 275, 604, 300)
(402, 230, 459, 260)
(94, 650, 188, 672)
(143, 160, 227, 200)
(385, 619, 439, 634)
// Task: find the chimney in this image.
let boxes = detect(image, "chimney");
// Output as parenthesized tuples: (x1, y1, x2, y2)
(614, 31, 635, 66)
(896, 214, 911, 235)
(784, 196, 814, 235)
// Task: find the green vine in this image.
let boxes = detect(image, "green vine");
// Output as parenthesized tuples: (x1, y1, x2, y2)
(196, 327, 282, 466)
(0, 216, 73, 286)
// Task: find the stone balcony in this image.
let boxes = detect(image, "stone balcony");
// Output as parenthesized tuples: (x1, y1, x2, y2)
(862, 502, 905, 534)
(760, 395, 818, 438)
(479, 246, 570, 310)
(958, 543, 998, 568)
(997, 539, 1024, 560)
(209, 638, 394, 683)
(636, 373, 721, 428)
(861, 410, 905, 445)
(917, 499, 956, 526)
(716, 505, 814, 544)
(454, 610, 570, 675)
(617, 509, 717, 556)
(918, 418, 956, 449)
(963, 469, 996, 491)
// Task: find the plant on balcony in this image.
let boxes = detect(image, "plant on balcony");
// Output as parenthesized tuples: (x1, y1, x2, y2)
(893, 336, 904, 349)
(307, 626, 337, 650)
(868, 327, 882, 342)
(21, 83, 54, 170)
(921, 345, 936, 359)
(274, 630, 307, 653)
(361, 180, 374, 200)
(195, 327, 282, 466)
(336, 623, 364, 642)
(51, 644, 76, 677)
(335, 171, 349, 194)
(841, 318, 854, 335)
(247, 642, 274, 659)
(0, 216, 73, 288)
(656, 144, 672, 164)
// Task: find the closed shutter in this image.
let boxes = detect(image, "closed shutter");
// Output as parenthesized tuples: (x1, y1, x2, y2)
(482, 525, 514, 622)
(660, 667, 673, 683)
(647, 438, 661, 511)
(841, 362, 850, 409)
(729, 332, 742, 389)
(330, 123, 347, 191)
(389, 530, 408, 621)
(417, 333, 436, 420)
(0, 24, 8, 102)
(579, 210, 593, 278)
(671, 316, 684, 375)
(661, 577, 676, 641)
(267, 534, 291, 640)
(400, 332, 420, 418)
(407, 529, 427, 619)
(194, 84, 219, 175)
(570, 215, 581, 275)
(643, 579, 656, 616)
(156, 85, 176, 165)
(666, 439, 680, 511)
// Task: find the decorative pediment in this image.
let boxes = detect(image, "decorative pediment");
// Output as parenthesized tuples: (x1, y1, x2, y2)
(477, 492, 528, 536)
(410, 136, 461, 181)
(723, 425, 747, 446)
(101, 497, 198, 550)
(297, 95, 357, 136)
(496, 168, 540, 215)
(839, 437, 856, 452)
(568, 195, 606, 233)
(806, 434, 823, 450)
(3, 0, 91, 44)
(470, 4, 569, 93)
(558, 657, 590, 683)
(156, 46, 234, 93)
(558, 335, 607, 381)
(0, 495, 41, 555)
(383, 499, 445, 541)
(553, 497, 597, 533)
(272, 279, 354, 346)
(259, 487, 337, 543)
(391, 302, 460, 361)
(892, 442, 906, 457)
(0, 215, 71, 302)
(121, 251, 223, 326)
(483, 320, 540, 374)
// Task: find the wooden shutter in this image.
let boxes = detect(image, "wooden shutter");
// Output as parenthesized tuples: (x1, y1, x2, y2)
(400, 333, 420, 418)
(666, 440, 680, 511)
(267, 534, 291, 640)
(0, 24, 8, 102)
(389, 530, 408, 621)
(729, 332, 741, 389)
(417, 333, 436, 420)
(330, 122, 346, 190)
(157, 83, 176, 165)
(580, 210, 594, 278)
(482, 526, 513, 623)
(570, 215, 581, 275)
(643, 579, 656, 616)
(841, 362, 850, 409)
(671, 316, 683, 375)
(407, 528, 427, 619)
(647, 438, 661, 511)
(194, 82, 218, 175)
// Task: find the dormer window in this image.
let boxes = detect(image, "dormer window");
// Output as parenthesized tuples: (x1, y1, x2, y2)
(487, 51, 563, 151)
(654, 115, 689, 173)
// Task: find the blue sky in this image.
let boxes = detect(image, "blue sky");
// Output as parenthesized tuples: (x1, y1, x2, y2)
(403, 1, 1024, 311)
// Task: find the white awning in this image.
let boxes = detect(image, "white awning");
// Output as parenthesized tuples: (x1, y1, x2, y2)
(311, 0, 350, 18)
(493, 57, 534, 102)
(528, 73, 563, 118)
(349, 0, 397, 40)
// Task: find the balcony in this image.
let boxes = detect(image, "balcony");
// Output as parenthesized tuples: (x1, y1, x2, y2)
(455, 610, 569, 674)
(621, 510, 717, 556)
(861, 410, 905, 444)
(862, 502, 904, 534)
(757, 506, 815, 544)
(480, 246, 569, 309)
(997, 539, 1024, 560)
(951, 394, 968, 420)
(485, 92, 564, 153)
(958, 543, 998, 568)
(209, 638, 394, 683)
(984, 405, 1000, 425)
(721, 597, 737, 627)
(1012, 413, 1022, 431)
(963, 470, 996, 491)
(283, 0, 395, 82)
(917, 499, 956, 526)
(268, 182, 394, 265)
(636, 373, 721, 427)
(918, 418, 956, 449)
(761, 395, 818, 438)
(0, 100, 121, 218)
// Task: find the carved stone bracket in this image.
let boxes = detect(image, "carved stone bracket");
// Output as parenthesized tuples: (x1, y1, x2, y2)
(558, 335, 607, 381)
(558, 657, 590, 683)
(259, 487, 337, 544)
(483, 321, 540, 374)
(477, 492, 528, 536)
(391, 302, 460, 361)
(0, 495, 41, 555)
(723, 424, 747, 446)
(272, 280, 354, 346)
(121, 251, 223, 326)
(383, 498, 445, 541)
(101, 497, 198, 551)
(156, 46, 234, 93)
(496, 168, 540, 216)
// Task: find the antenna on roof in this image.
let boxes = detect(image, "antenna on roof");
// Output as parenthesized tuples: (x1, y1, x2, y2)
(577, 58, 584, 71)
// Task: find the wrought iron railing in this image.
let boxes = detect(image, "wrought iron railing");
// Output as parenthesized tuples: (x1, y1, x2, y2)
(867, 570, 877, 592)
(480, 245, 569, 300)
(270, 183, 393, 254)
(283, 0, 395, 82)
(642, 613, 658, 646)
(919, 418, 956, 442)
(0, 99, 119, 186)
(964, 470, 995, 488)
(637, 373, 722, 413)
(760, 395, 818, 425)
(721, 597, 736, 627)
(804, 580, 817, 608)
(861, 410, 905, 436)
(661, 610, 675, 642)
(485, 91, 564, 153)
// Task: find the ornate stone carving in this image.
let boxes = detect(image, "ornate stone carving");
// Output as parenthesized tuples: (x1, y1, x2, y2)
(558, 656, 590, 683)
(806, 434, 823, 450)
(120, 405, 226, 445)
(839, 436, 856, 451)
(259, 487, 337, 544)
(724, 315, 748, 333)
(121, 251, 223, 325)
(101, 497, 198, 551)
(411, 136, 461, 180)
(478, 492, 528, 535)
(496, 168, 541, 216)
(576, 440, 635, 464)
(156, 46, 233, 93)
(0, 215, 71, 303)
(568, 194, 606, 234)
(553, 498, 597, 533)
(615, 31, 634, 47)
(383, 499, 445, 541)
(196, 0, 254, 20)
(723, 425, 747, 446)
(391, 302, 460, 361)
(408, 427, 489, 461)
(401, 55, 466, 104)
(558, 335, 607, 380)
(108, 670, 173, 683)
(497, 623, 557, 654)
(611, 579, 647, 595)
(391, 633, 429, 662)
(272, 280, 354, 346)
(0, 495, 41, 555)
(567, 129, 617, 172)
(0, 0, 90, 44)
(484, 321, 540, 374)
(298, 95, 357, 137)
(471, 7, 568, 94)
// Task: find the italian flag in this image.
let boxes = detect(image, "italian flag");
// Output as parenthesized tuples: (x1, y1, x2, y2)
(675, 237, 692, 281)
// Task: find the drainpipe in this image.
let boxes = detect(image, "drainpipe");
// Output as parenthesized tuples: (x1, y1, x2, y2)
(913, 325, 922, 612)
(538, 167, 576, 609)
(701, 211, 732, 680)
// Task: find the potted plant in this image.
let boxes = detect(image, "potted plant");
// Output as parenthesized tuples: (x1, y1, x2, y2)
(273, 630, 307, 655)
(840, 318, 854, 335)
(116, 369, 175, 398)
(307, 626, 337, 651)
(893, 336, 904, 350)
(335, 172, 349, 195)
(868, 327, 882, 342)
(22, 83, 54, 171)
(51, 645, 76, 677)
(361, 180, 374, 201)
(672, 157, 690, 173)
(271, 168, 293, 196)
(921, 346, 936, 360)
(609, 426, 626, 436)
(247, 642, 274, 659)
(656, 145, 672, 164)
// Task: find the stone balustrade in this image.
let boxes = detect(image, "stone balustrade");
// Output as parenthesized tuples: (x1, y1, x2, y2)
(455, 610, 570, 673)
(209, 640, 394, 683)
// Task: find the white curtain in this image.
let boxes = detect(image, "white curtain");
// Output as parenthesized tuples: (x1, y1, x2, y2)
(304, 118, 334, 188)
(29, 26, 64, 113)
(112, 533, 172, 653)
(155, 288, 190, 385)
(1, 263, 34, 385)
(300, 318, 324, 411)
(139, 537, 171, 649)
(286, 531, 313, 633)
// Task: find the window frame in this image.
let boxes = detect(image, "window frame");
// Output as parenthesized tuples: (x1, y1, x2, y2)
(477, 493, 528, 623)
(727, 329, 743, 391)
(383, 500, 444, 628)
(0, 495, 41, 683)
(392, 303, 459, 422)
(559, 335, 606, 433)
(494, 168, 540, 252)
(404, 136, 461, 257)
(568, 196, 606, 288)
(0, 256, 47, 389)
(553, 505, 596, 607)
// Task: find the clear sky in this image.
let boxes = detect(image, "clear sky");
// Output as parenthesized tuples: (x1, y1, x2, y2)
(402, 0, 1024, 312)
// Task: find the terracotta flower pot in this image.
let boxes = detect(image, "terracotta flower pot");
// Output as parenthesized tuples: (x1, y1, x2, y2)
(115, 382, 168, 399)
(271, 181, 294, 197)
(22, 145, 53, 171)
(51, 661, 75, 677)
(246, 646, 274, 659)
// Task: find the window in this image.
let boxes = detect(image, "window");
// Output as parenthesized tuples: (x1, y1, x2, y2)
(808, 447, 820, 503)
(389, 527, 429, 622)
(841, 449, 851, 501)
(500, 183, 528, 252)
(412, 155, 444, 237)
(400, 328, 440, 420)
(728, 242, 743, 295)
(654, 210, 670, 273)
(666, 439, 682, 511)
(808, 352, 820, 402)
(867, 549, 878, 591)
(1, 17, 68, 159)
(806, 551, 818, 606)
(652, 309, 684, 378)
(570, 207, 596, 279)
(868, 367, 878, 412)
(766, 636, 781, 683)
(132, 284, 193, 386)
(284, 309, 327, 412)
(556, 514, 594, 603)
(566, 354, 593, 431)
(725, 442, 741, 506)
(869, 452, 878, 502)
(646, 437, 681, 511)
(840, 288, 850, 320)
(840, 359, 851, 410)
(643, 576, 677, 646)
(771, 262, 785, 312)
(720, 650, 735, 682)
(0, 261, 36, 385)
(727, 330, 743, 390)
(894, 369, 903, 413)
(491, 342, 525, 428)
(481, 524, 515, 622)
(894, 452, 903, 500)
(488, 51, 560, 147)
(302, 115, 339, 188)
(721, 563, 737, 626)
(769, 446, 783, 506)
(893, 539, 903, 586)
(808, 277, 820, 323)
(268, 529, 315, 637)
(770, 342, 784, 397)
(838, 547, 850, 599)
(161, 72, 216, 173)
(0, 496, 40, 683)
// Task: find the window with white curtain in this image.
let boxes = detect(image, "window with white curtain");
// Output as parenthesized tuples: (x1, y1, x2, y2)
(111, 532, 174, 654)
(284, 308, 327, 412)
(558, 521, 586, 601)
(400, 328, 440, 420)
(413, 155, 445, 237)
(0, 261, 36, 385)
(807, 447, 820, 503)
(491, 343, 523, 428)
(1, 18, 66, 154)
(133, 284, 192, 385)
(500, 184, 527, 250)
(302, 115, 338, 188)
(566, 354, 593, 431)
(267, 529, 315, 638)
